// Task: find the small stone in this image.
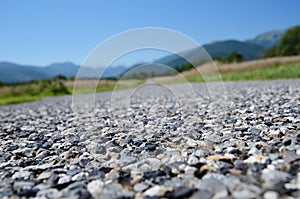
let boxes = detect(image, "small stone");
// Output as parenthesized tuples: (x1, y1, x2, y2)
(146, 143, 157, 151)
(187, 156, 199, 165)
(204, 135, 223, 143)
(36, 188, 61, 199)
(195, 177, 227, 195)
(206, 155, 231, 163)
(38, 171, 53, 180)
(263, 191, 279, 199)
(61, 181, 91, 199)
(228, 169, 242, 175)
(244, 155, 264, 164)
(87, 179, 104, 198)
(194, 149, 210, 158)
(228, 148, 242, 155)
(143, 185, 172, 197)
(13, 147, 35, 158)
(164, 186, 196, 199)
(283, 137, 292, 146)
(87, 180, 133, 199)
(234, 126, 248, 132)
(120, 153, 137, 166)
(264, 121, 273, 127)
(250, 128, 261, 135)
(269, 130, 282, 138)
(144, 170, 166, 179)
(190, 190, 213, 199)
(12, 171, 32, 180)
(262, 168, 292, 185)
(79, 158, 89, 167)
(171, 167, 180, 176)
(233, 189, 256, 199)
(36, 150, 50, 159)
(67, 169, 81, 176)
(212, 190, 228, 199)
(184, 166, 197, 176)
(157, 154, 165, 159)
(57, 174, 72, 185)
(13, 181, 35, 191)
(119, 138, 133, 148)
(71, 172, 87, 181)
(185, 138, 197, 148)
(194, 164, 211, 179)
(134, 183, 148, 192)
(91, 145, 107, 155)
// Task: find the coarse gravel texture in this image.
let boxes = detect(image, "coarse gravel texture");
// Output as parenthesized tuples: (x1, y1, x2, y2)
(0, 79, 300, 199)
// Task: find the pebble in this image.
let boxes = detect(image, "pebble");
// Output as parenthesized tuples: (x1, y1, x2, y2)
(190, 190, 213, 199)
(0, 80, 300, 198)
(143, 185, 172, 197)
(36, 188, 61, 199)
(232, 189, 256, 199)
(134, 183, 149, 192)
(88, 180, 133, 199)
(38, 171, 53, 180)
(262, 168, 292, 184)
(263, 191, 279, 199)
(206, 155, 231, 163)
(165, 186, 196, 199)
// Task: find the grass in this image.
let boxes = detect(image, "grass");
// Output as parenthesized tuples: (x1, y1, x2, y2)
(71, 86, 116, 94)
(71, 79, 144, 94)
(0, 78, 144, 105)
(0, 95, 43, 105)
(188, 64, 300, 82)
(0, 78, 71, 105)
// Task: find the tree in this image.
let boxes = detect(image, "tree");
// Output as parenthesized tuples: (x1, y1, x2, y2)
(51, 81, 70, 95)
(213, 52, 247, 63)
(54, 74, 68, 80)
(226, 52, 247, 63)
(263, 26, 300, 58)
(277, 26, 300, 56)
(175, 63, 193, 72)
(262, 46, 277, 58)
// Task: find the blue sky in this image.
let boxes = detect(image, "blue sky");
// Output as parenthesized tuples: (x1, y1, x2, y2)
(0, 0, 300, 66)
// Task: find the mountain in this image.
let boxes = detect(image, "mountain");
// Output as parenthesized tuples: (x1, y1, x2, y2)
(204, 40, 264, 60)
(0, 61, 127, 83)
(121, 29, 286, 78)
(0, 62, 51, 83)
(245, 30, 286, 48)
(103, 66, 127, 78)
(120, 62, 175, 79)
(45, 62, 80, 77)
(155, 29, 287, 68)
(151, 40, 264, 69)
(158, 29, 287, 67)
(154, 48, 203, 68)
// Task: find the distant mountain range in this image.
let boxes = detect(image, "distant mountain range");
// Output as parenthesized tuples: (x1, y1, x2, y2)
(151, 29, 286, 69)
(0, 28, 287, 83)
(246, 30, 286, 48)
(0, 61, 126, 83)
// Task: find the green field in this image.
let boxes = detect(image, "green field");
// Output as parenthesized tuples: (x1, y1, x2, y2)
(188, 64, 300, 82)
(0, 78, 143, 105)
(0, 95, 44, 105)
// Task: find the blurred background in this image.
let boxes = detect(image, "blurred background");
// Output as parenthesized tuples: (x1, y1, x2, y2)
(0, 0, 300, 104)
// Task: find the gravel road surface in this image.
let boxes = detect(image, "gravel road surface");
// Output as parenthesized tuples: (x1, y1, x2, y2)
(0, 79, 300, 199)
